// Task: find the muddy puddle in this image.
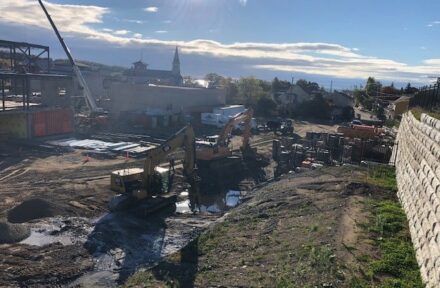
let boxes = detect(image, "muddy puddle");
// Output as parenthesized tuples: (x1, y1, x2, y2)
(19, 187, 245, 287)
(176, 189, 242, 214)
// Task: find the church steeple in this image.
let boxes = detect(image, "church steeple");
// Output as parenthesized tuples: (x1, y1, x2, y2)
(172, 46, 180, 75)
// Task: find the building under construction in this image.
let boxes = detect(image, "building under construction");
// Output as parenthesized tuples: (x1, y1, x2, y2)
(0, 39, 74, 139)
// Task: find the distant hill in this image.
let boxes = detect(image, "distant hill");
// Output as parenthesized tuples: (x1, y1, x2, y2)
(53, 59, 127, 75)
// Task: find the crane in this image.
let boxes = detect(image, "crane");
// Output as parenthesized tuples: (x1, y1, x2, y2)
(38, 0, 104, 115)
(109, 125, 196, 212)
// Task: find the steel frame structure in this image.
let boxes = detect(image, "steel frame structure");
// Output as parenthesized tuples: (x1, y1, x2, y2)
(0, 39, 69, 112)
(0, 39, 50, 74)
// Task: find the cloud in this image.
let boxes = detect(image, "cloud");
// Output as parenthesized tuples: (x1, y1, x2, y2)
(124, 19, 144, 24)
(1, 0, 438, 84)
(0, 0, 108, 36)
(114, 29, 130, 35)
(155, 30, 168, 34)
(427, 21, 440, 27)
(239, 0, 248, 6)
(144, 6, 158, 13)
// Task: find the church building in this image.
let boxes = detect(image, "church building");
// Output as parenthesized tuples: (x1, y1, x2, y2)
(126, 47, 183, 86)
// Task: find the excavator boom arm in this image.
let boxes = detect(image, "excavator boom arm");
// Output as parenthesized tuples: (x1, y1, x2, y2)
(217, 108, 253, 148)
(143, 125, 196, 181)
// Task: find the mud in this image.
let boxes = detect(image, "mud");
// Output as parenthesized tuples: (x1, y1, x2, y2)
(0, 221, 30, 243)
(0, 242, 94, 287)
(0, 131, 275, 287)
(7, 198, 63, 223)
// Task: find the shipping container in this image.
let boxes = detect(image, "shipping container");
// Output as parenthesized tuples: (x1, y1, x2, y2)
(32, 108, 74, 137)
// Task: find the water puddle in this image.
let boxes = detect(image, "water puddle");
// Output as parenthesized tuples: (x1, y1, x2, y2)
(176, 189, 242, 214)
(19, 187, 244, 287)
(20, 217, 93, 247)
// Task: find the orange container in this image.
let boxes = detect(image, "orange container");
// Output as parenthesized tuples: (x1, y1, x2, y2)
(32, 108, 74, 137)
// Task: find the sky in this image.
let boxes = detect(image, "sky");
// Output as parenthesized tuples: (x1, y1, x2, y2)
(1, 0, 440, 89)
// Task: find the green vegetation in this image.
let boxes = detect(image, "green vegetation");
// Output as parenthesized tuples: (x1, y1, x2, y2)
(352, 166, 423, 288)
(126, 167, 422, 287)
(364, 165, 397, 192)
(411, 107, 440, 121)
(384, 119, 399, 128)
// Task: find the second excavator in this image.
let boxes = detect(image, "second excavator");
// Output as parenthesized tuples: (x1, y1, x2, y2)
(196, 108, 258, 182)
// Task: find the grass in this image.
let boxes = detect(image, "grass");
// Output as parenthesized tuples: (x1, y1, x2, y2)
(351, 166, 424, 288)
(411, 107, 440, 121)
(364, 165, 397, 192)
(125, 166, 422, 287)
(384, 119, 399, 128)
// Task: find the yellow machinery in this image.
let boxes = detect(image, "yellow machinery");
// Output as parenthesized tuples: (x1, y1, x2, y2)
(196, 108, 254, 161)
(109, 125, 196, 211)
(195, 108, 256, 184)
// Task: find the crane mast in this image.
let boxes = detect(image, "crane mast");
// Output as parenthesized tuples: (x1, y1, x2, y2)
(37, 0, 102, 114)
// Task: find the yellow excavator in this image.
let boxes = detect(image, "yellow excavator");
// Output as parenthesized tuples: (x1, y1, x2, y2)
(196, 108, 254, 161)
(196, 108, 257, 181)
(109, 125, 196, 213)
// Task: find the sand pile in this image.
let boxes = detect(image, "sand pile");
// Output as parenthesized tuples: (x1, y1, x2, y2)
(7, 198, 63, 223)
(0, 221, 30, 244)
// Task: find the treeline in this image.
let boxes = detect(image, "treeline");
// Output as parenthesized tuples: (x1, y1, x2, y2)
(354, 77, 419, 120)
(201, 73, 351, 121)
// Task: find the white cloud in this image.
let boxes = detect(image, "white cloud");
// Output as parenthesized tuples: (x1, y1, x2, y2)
(124, 19, 144, 24)
(155, 30, 168, 34)
(0, 0, 108, 36)
(1, 0, 438, 84)
(144, 6, 158, 13)
(239, 0, 248, 6)
(114, 29, 130, 35)
(427, 20, 440, 27)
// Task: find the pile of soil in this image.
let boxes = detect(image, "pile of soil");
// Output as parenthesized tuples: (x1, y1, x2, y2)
(0, 221, 30, 244)
(7, 198, 63, 223)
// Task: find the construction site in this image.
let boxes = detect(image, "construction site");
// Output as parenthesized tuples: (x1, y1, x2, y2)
(1, 1, 434, 288)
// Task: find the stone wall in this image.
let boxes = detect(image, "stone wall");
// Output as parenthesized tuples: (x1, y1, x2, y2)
(394, 112, 440, 287)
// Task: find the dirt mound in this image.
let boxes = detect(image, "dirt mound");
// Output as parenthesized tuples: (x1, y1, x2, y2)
(7, 198, 63, 223)
(0, 221, 30, 244)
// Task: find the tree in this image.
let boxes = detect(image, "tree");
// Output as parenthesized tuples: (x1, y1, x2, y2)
(341, 106, 355, 121)
(294, 94, 331, 120)
(256, 97, 277, 117)
(205, 73, 225, 86)
(296, 79, 320, 94)
(404, 82, 419, 94)
(271, 77, 291, 92)
(375, 106, 386, 121)
(365, 77, 382, 96)
(237, 77, 269, 106)
(224, 78, 239, 104)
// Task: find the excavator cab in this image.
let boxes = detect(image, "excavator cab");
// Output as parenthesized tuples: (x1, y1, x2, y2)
(110, 167, 170, 196)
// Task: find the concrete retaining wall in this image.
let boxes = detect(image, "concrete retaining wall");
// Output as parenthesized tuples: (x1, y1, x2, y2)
(394, 111, 440, 287)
